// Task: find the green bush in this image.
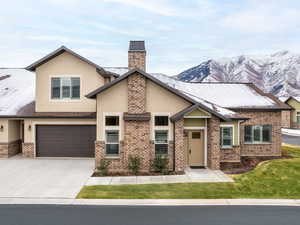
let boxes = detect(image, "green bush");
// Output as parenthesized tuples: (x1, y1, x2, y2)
(151, 154, 169, 174)
(128, 155, 142, 175)
(97, 159, 111, 176)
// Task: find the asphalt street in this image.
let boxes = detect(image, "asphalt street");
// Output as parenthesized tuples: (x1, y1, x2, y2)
(0, 205, 299, 225)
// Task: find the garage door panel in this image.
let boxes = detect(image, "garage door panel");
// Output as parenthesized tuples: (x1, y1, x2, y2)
(36, 125, 96, 157)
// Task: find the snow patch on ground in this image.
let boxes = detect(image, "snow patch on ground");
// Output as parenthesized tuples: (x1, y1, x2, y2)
(282, 128, 300, 136)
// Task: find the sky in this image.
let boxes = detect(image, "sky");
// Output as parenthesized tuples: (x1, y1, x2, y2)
(1, 0, 300, 75)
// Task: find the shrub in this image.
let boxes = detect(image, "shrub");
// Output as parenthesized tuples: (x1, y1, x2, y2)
(128, 155, 142, 175)
(97, 159, 111, 176)
(151, 154, 169, 174)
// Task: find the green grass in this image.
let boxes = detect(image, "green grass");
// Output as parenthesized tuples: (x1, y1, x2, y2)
(77, 145, 300, 199)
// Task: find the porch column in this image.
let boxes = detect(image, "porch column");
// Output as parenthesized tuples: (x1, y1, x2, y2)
(207, 116, 220, 169)
(174, 118, 185, 172)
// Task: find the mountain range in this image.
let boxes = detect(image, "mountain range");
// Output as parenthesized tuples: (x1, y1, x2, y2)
(176, 51, 300, 97)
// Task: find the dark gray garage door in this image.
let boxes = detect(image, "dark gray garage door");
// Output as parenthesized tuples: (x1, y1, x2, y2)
(36, 125, 96, 157)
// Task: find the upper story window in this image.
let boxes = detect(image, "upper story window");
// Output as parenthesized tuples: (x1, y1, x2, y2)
(154, 115, 169, 155)
(51, 77, 80, 100)
(244, 125, 272, 144)
(220, 126, 233, 148)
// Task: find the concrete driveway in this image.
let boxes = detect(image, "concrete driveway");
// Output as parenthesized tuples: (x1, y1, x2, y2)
(0, 156, 93, 199)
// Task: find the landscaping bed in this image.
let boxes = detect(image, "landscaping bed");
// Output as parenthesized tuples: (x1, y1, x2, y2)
(78, 144, 300, 199)
(92, 171, 184, 177)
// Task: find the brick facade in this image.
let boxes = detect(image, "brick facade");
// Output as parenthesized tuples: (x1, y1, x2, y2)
(238, 111, 282, 157)
(220, 146, 241, 162)
(281, 110, 291, 128)
(207, 116, 220, 169)
(22, 142, 34, 158)
(0, 140, 21, 158)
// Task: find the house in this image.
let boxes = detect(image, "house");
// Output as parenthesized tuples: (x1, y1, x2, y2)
(0, 41, 290, 172)
(279, 96, 300, 129)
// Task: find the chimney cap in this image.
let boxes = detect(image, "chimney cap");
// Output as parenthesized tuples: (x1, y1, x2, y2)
(129, 41, 146, 52)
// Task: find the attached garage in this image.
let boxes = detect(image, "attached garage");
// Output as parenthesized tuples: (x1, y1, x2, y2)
(36, 125, 96, 157)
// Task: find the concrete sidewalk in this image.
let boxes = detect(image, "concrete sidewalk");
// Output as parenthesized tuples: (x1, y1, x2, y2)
(86, 168, 233, 186)
(0, 198, 300, 206)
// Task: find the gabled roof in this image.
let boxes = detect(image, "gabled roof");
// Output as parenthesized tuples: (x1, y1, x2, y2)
(86, 68, 235, 121)
(284, 96, 300, 104)
(26, 46, 118, 78)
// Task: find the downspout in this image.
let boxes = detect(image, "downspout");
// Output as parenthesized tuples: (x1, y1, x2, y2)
(172, 121, 176, 172)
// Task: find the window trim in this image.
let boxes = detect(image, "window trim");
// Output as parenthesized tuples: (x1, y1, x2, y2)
(220, 125, 234, 149)
(153, 113, 170, 155)
(244, 125, 272, 144)
(103, 113, 122, 157)
(49, 75, 81, 101)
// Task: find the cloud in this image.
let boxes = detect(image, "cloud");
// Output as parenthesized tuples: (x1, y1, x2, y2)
(25, 35, 111, 46)
(220, 2, 300, 33)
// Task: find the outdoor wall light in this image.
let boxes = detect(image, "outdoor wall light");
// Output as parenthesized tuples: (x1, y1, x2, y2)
(28, 125, 32, 131)
(0, 125, 3, 132)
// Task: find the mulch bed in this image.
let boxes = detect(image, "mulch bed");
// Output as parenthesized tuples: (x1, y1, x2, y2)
(92, 171, 185, 177)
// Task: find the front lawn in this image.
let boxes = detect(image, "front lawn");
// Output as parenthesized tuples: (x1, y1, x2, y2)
(77, 145, 300, 199)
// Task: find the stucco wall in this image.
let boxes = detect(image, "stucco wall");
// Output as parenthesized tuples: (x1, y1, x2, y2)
(8, 120, 21, 142)
(0, 119, 8, 142)
(287, 99, 300, 123)
(35, 52, 104, 112)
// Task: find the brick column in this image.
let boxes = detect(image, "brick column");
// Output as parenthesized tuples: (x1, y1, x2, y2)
(174, 119, 185, 172)
(22, 143, 34, 158)
(207, 116, 220, 169)
(127, 73, 146, 113)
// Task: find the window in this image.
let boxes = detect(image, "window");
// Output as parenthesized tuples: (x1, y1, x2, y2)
(155, 116, 169, 126)
(221, 126, 233, 148)
(105, 116, 119, 126)
(104, 115, 120, 156)
(297, 112, 300, 124)
(51, 77, 80, 99)
(105, 130, 119, 155)
(154, 115, 169, 155)
(155, 130, 168, 155)
(244, 125, 272, 143)
(192, 132, 201, 139)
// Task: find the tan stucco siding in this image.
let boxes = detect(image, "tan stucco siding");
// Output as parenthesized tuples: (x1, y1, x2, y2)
(220, 121, 240, 146)
(23, 118, 96, 144)
(146, 80, 191, 141)
(96, 80, 128, 141)
(184, 118, 206, 127)
(35, 52, 104, 112)
(8, 120, 21, 142)
(185, 108, 210, 117)
(0, 119, 8, 142)
(287, 99, 300, 123)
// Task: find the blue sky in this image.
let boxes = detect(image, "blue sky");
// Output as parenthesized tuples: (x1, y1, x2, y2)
(1, 0, 300, 74)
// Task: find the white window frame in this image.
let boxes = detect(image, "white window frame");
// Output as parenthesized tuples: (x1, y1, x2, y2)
(244, 125, 272, 144)
(220, 125, 234, 149)
(103, 113, 122, 157)
(153, 113, 170, 155)
(50, 75, 81, 101)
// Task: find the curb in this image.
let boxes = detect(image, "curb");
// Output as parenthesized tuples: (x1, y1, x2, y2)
(0, 198, 300, 206)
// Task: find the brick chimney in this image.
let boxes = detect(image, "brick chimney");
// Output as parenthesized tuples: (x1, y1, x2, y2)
(128, 41, 146, 71)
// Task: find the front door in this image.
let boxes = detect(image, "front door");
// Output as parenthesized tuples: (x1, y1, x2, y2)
(188, 130, 205, 167)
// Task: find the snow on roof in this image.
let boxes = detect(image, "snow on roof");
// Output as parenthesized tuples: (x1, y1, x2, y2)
(279, 96, 289, 102)
(0, 68, 35, 115)
(151, 73, 276, 108)
(104, 67, 128, 75)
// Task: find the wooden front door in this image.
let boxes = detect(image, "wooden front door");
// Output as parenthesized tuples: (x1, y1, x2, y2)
(188, 130, 205, 167)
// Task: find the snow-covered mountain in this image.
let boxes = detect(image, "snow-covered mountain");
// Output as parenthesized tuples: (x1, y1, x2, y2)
(176, 51, 300, 97)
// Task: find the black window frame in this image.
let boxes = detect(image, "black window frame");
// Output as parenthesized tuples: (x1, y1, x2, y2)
(244, 125, 272, 144)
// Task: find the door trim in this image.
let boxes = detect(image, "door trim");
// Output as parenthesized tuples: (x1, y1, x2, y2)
(186, 126, 207, 167)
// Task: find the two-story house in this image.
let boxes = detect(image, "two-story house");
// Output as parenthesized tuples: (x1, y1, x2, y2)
(0, 41, 290, 172)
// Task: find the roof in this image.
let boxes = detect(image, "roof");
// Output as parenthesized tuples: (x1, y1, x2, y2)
(86, 68, 238, 121)
(26, 46, 117, 78)
(0, 68, 35, 116)
(283, 96, 300, 104)
(151, 73, 290, 110)
(129, 41, 146, 52)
